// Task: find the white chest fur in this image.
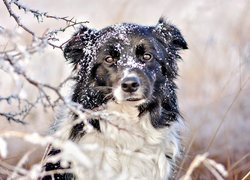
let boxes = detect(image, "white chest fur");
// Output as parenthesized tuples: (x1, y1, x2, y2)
(72, 101, 181, 180)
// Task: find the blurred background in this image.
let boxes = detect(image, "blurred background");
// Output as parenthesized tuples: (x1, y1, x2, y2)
(0, 0, 249, 179)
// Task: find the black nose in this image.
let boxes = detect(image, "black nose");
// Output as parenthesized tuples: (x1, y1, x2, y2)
(121, 77, 140, 93)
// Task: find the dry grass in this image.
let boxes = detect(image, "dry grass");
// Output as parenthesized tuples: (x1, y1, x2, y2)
(0, 0, 250, 179)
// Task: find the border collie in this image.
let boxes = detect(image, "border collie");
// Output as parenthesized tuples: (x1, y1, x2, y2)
(42, 18, 187, 180)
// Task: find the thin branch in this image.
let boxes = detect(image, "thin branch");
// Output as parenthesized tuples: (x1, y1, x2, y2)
(3, 0, 35, 37)
(0, 112, 25, 124)
(242, 170, 250, 180)
(206, 78, 249, 151)
(3, 0, 88, 51)
(11, 0, 82, 24)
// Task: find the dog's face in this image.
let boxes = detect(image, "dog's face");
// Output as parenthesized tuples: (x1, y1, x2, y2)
(93, 27, 167, 105)
(64, 18, 187, 108)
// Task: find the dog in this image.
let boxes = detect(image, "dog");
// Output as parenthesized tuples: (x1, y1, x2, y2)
(41, 18, 187, 180)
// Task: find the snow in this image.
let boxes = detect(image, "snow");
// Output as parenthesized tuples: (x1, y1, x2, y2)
(0, 138, 8, 158)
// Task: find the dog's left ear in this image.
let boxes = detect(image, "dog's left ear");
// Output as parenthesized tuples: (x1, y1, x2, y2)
(153, 18, 188, 50)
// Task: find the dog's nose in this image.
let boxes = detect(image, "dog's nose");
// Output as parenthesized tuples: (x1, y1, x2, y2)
(121, 77, 140, 93)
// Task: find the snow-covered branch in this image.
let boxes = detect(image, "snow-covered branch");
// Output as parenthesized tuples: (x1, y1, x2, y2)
(0, 0, 87, 124)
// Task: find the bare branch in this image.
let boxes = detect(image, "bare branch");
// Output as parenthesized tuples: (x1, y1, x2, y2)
(3, 0, 88, 51)
(3, 0, 35, 37)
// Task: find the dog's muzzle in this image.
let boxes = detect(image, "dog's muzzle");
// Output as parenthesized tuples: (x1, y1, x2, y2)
(121, 77, 140, 93)
(113, 72, 146, 104)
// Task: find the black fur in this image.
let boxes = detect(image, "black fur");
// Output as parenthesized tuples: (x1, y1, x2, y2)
(42, 18, 187, 179)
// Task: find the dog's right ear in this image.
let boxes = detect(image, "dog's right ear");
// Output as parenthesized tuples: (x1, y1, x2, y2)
(63, 26, 97, 71)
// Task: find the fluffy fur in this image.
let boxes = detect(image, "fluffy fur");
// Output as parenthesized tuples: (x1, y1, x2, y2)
(42, 18, 187, 180)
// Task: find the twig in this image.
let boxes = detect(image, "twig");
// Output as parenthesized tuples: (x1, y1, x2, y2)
(8, 149, 35, 179)
(11, 0, 81, 24)
(242, 170, 250, 180)
(180, 153, 228, 180)
(228, 152, 250, 172)
(3, 0, 35, 37)
(206, 78, 249, 151)
(3, 0, 88, 50)
(0, 112, 26, 124)
(180, 153, 208, 180)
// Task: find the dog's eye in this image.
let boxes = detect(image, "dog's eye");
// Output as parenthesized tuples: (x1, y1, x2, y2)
(142, 53, 152, 61)
(104, 56, 115, 64)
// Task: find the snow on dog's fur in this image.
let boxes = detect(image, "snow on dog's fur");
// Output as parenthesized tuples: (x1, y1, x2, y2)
(42, 18, 187, 180)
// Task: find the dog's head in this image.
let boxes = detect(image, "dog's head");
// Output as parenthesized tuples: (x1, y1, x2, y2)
(64, 18, 187, 109)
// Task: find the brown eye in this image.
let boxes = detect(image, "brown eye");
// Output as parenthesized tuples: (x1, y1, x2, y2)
(104, 56, 115, 64)
(143, 53, 152, 61)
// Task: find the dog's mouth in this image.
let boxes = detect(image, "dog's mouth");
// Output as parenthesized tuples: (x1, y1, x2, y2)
(126, 97, 143, 102)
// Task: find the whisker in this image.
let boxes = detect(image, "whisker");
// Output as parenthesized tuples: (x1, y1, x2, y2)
(103, 93, 113, 100)
(95, 86, 113, 90)
(142, 94, 147, 99)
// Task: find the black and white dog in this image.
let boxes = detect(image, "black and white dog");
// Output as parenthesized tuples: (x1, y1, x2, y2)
(42, 18, 187, 180)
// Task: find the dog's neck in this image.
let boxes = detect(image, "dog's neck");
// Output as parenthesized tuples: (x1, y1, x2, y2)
(76, 100, 175, 179)
(93, 100, 166, 146)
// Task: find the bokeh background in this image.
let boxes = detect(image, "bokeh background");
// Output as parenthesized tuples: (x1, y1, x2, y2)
(0, 0, 249, 179)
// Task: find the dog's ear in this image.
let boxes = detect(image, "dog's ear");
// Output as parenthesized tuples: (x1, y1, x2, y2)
(153, 18, 188, 50)
(64, 26, 97, 71)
